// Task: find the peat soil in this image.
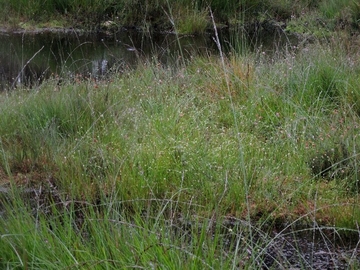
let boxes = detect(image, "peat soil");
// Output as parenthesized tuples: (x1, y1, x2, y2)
(0, 185, 359, 269)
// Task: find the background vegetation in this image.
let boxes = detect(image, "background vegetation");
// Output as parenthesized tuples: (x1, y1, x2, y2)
(0, 0, 359, 34)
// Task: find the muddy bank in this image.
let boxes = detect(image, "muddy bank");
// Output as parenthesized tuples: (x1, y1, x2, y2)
(0, 184, 359, 269)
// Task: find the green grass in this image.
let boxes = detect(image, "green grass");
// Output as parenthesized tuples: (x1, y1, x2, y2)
(1, 32, 360, 267)
(1, 37, 360, 221)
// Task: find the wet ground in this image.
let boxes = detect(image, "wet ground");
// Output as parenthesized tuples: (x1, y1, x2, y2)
(1, 185, 359, 269)
(175, 216, 360, 269)
(260, 230, 359, 269)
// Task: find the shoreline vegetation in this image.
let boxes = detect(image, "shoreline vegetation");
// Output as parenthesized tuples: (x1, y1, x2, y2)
(0, 0, 359, 35)
(1, 0, 360, 268)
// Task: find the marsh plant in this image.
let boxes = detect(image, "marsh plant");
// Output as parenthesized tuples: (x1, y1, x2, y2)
(0, 1, 360, 269)
(1, 19, 360, 268)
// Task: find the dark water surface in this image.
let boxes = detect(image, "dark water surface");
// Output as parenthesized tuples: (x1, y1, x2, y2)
(0, 28, 298, 90)
(0, 30, 215, 90)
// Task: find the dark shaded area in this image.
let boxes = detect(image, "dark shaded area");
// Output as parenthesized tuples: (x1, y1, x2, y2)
(0, 27, 301, 91)
(0, 30, 214, 91)
(309, 143, 350, 179)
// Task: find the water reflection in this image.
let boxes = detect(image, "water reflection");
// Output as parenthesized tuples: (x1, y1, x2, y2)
(0, 28, 298, 91)
(0, 30, 213, 90)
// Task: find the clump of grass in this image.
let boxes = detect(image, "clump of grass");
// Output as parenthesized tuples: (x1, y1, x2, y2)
(174, 8, 209, 34)
(1, 38, 360, 223)
(0, 194, 223, 269)
(286, 0, 360, 37)
(319, 0, 360, 25)
(1, 189, 360, 269)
